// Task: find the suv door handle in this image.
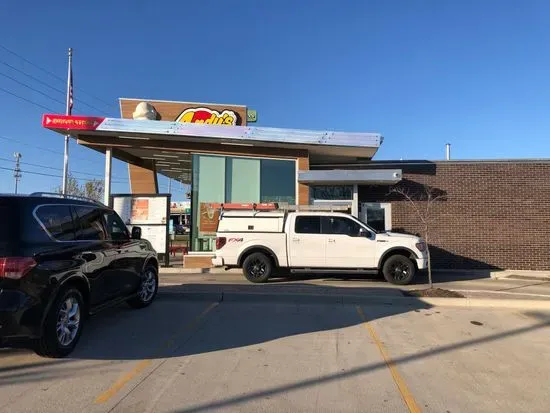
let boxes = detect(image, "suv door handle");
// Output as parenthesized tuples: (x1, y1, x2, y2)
(82, 252, 96, 262)
(292, 237, 300, 242)
(328, 239, 335, 243)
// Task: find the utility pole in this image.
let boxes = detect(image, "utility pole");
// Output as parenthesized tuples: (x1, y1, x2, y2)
(168, 178, 172, 194)
(13, 152, 22, 194)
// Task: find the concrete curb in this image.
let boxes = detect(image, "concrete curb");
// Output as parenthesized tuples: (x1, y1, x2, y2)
(160, 267, 550, 280)
(159, 268, 241, 274)
(156, 289, 550, 310)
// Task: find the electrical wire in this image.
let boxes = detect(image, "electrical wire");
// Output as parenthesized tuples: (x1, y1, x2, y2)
(0, 133, 124, 171)
(0, 157, 128, 181)
(0, 43, 117, 110)
(0, 59, 111, 115)
(0, 165, 125, 182)
(0, 165, 127, 183)
(0, 70, 67, 107)
(0, 85, 57, 112)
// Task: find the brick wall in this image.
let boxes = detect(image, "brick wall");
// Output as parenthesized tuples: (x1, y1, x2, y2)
(358, 161, 550, 270)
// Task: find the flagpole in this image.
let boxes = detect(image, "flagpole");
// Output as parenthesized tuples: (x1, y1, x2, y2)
(62, 47, 73, 195)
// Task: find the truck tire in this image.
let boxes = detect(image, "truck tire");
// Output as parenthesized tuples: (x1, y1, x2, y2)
(382, 255, 415, 285)
(242, 252, 272, 283)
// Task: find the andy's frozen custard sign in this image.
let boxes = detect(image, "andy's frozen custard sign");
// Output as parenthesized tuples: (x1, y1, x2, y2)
(176, 107, 238, 126)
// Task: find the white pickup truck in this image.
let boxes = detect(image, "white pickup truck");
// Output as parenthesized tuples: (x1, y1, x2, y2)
(212, 210, 427, 285)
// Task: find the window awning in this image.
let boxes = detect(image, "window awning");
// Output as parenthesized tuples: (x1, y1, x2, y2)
(298, 169, 402, 185)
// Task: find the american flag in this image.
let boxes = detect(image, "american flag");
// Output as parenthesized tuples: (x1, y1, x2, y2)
(68, 67, 73, 115)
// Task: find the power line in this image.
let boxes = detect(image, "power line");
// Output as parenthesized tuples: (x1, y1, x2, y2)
(0, 165, 127, 183)
(0, 133, 119, 170)
(0, 70, 67, 107)
(0, 43, 117, 109)
(0, 59, 112, 115)
(0, 85, 56, 112)
(0, 156, 128, 181)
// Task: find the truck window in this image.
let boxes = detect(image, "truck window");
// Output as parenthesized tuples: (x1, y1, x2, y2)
(322, 216, 362, 237)
(295, 216, 321, 234)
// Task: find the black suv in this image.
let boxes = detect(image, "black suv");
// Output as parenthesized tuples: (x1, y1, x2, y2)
(0, 193, 159, 357)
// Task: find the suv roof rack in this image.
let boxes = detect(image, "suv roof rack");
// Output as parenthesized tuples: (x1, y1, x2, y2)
(29, 192, 104, 206)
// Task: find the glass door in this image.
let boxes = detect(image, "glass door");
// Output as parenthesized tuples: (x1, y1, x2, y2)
(360, 202, 392, 232)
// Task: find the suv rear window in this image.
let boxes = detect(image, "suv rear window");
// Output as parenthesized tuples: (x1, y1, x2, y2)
(35, 205, 76, 241)
(74, 206, 107, 241)
(295, 216, 321, 234)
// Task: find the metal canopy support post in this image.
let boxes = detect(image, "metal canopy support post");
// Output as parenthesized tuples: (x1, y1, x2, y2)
(351, 184, 359, 218)
(104, 147, 112, 206)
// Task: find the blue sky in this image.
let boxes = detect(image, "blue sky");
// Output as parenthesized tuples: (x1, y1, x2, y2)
(1, 0, 550, 198)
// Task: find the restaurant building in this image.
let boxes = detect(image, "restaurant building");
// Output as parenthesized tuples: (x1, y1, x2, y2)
(43, 98, 550, 271)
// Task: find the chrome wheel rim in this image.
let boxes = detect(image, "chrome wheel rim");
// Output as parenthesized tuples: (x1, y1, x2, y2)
(56, 297, 80, 346)
(138, 268, 156, 302)
(247, 259, 266, 279)
(390, 262, 411, 281)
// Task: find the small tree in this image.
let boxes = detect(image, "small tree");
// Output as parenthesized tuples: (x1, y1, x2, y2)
(389, 184, 446, 289)
(54, 174, 104, 202)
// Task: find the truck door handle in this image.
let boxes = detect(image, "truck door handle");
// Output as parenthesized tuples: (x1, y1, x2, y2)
(328, 239, 335, 243)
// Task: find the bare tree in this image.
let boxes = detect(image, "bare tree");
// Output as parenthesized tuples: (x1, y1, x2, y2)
(54, 174, 104, 202)
(389, 184, 446, 288)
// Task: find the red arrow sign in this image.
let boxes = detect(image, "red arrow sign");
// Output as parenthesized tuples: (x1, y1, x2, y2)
(42, 114, 105, 130)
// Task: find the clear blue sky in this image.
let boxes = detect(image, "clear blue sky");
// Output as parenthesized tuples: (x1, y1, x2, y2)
(1, 0, 550, 197)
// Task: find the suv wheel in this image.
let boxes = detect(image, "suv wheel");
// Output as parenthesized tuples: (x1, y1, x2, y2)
(127, 265, 158, 308)
(35, 287, 84, 358)
(382, 255, 415, 285)
(242, 252, 272, 283)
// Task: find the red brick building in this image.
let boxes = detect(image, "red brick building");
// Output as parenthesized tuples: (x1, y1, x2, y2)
(346, 160, 550, 270)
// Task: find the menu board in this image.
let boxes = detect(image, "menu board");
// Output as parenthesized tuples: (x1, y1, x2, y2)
(113, 196, 168, 225)
(128, 225, 167, 253)
(112, 195, 169, 255)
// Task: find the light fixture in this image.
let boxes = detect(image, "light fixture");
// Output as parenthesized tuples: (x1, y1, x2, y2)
(119, 136, 150, 140)
(220, 141, 254, 147)
(153, 154, 179, 158)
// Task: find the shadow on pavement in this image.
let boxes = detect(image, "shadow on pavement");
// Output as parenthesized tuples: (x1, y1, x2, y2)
(0, 284, 426, 377)
(170, 310, 550, 413)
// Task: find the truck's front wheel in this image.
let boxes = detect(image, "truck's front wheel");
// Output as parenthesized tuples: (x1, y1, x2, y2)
(382, 255, 415, 285)
(242, 252, 272, 283)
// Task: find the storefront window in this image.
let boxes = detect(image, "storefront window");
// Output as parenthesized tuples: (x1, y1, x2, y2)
(310, 185, 353, 200)
(191, 155, 296, 252)
(260, 159, 296, 204)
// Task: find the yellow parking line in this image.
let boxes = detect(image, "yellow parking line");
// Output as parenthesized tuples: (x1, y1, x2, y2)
(94, 301, 219, 404)
(356, 306, 422, 413)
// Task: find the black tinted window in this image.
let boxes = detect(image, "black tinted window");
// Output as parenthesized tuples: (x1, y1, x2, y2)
(74, 206, 106, 241)
(35, 205, 76, 241)
(323, 216, 362, 237)
(103, 211, 129, 241)
(295, 216, 321, 234)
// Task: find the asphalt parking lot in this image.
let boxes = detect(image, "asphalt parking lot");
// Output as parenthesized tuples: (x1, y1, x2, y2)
(1, 288, 549, 413)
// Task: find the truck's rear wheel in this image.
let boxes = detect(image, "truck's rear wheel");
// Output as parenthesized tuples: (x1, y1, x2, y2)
(382, 255, 415, 285)
(242, 252, 272, 283)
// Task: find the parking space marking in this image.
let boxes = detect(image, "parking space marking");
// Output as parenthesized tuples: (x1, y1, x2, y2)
(356, 306, 422, 413)
(94, 301, 219, 405)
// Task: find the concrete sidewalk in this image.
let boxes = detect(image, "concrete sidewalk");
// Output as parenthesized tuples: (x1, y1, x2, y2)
(157, 272, 550, 310)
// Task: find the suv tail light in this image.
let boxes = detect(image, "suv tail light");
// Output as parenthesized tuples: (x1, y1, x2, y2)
(0, 257, 37, 279)
(215, 237, 227, 250)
